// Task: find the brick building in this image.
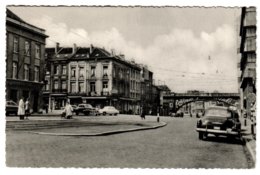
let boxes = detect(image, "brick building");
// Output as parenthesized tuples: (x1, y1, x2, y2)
(44, 44, 142, 113)
(239, 7, 256, 117)
(6, 9, 48, 112)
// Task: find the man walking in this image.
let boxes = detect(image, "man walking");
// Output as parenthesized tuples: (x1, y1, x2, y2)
(25, 98, 30, 120)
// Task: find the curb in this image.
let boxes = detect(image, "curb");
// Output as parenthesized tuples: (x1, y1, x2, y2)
(241, 136, 256, 165)
(31, 122, 167, 136)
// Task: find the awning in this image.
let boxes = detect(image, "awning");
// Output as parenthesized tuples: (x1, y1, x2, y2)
(82, 96, 109, 100)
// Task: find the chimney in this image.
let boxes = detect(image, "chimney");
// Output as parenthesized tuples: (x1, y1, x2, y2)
(119, 54, 125, 60)
(111, 49, 115, 56)
(90, 44, 94, 54)
(55, 42, 60, 54)
(72, 43, 77, 54)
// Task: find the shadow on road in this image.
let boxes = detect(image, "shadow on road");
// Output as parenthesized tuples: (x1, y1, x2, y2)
(202, 135, 244, 145)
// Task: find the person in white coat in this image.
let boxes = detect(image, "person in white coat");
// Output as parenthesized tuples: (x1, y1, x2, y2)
(64, 101, 73, 119)
(18, 97, 25, 120)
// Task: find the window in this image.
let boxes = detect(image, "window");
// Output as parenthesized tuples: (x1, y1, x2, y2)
(79, 82, 84, 92)
(12, 62, 17, 79)
(24, 64, 29, 80)
(45, 80, 50, 91)
(103, 65, 108, 77)
(119, 69, 123, 79)
(13, 37, 18, 53)
(54, 65, 59, 75)
(54, 80, 58, 90)
(91, 66, 96, 77)
(103, 81, 108, 91)
(79, 67, 84, 77)
(71, 67, 76, 78)
(34, 66, 39, 82)
(70, 82, 76, 93)
(24, 41, 30, 56)
(35, 44, 40, 59)
(61, 81, 67, 90)
(62, 65, 67, 75)
(90, 82, 96, 92)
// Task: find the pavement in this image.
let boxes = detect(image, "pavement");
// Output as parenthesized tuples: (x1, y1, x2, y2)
(240, 118, 256, 165)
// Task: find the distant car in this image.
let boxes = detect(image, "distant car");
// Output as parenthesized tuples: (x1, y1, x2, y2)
(6, 101, 18, 116)
(98, 106, 119, 116)
(175, 111, 184, 117)
(74, 104, 94, 115)
(196, 106, 241, 140)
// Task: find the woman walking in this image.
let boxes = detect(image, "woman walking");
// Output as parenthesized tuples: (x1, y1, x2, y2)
(64, 101, 73, 119)
(18, 97, 25, 120)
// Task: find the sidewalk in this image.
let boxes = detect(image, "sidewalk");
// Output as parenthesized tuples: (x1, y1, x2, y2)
(241, 118, 256, 165)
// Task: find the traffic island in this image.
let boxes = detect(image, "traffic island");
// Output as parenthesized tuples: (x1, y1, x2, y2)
(6, 118, 167, 136)
(31, 122, 167, 136)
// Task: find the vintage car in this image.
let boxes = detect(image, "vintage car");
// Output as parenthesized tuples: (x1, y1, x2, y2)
(74, 104, 94, 115)
(98, 106, 119, 116)
(6, 101, 18, 116)
(196, 106, 241, 140)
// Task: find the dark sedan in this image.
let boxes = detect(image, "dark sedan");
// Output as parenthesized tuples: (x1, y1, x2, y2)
(196, 106, 241, 140)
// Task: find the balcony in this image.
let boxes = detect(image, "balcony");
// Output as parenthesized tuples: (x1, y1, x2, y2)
(52, 89, 67, 93)
(68, 91, 87, 96)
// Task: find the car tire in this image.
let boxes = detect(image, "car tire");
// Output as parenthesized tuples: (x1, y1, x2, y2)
(199, 132, 204, 140)
(114, 113, 117, 116)
(103, 112, 106, 116)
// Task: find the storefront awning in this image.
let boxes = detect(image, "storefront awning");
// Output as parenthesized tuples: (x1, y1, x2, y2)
(82, 96, 109, 100)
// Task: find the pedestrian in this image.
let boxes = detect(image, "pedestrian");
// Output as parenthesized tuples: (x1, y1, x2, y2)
(140, 107, 146, 120)
(25, 98, 30, 120)
(45, 104, 49, 114)
(63, 101, 73, 119)
(18, 97, 25, 120)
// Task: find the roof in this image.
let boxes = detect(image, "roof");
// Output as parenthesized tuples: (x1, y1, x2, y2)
(6, 8, 48, 37)
(157, 85, 171, 91)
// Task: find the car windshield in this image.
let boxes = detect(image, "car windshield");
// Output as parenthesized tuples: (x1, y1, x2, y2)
(205, 108, 230, 117)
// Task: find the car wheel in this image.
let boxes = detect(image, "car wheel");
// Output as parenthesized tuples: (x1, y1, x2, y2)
(103, 112, 106, 116)
(199, 132, 204, 140)
(114, 113, 117, 116)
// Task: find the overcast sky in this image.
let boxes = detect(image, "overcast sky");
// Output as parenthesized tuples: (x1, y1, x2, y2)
(8, 6, 241, 93)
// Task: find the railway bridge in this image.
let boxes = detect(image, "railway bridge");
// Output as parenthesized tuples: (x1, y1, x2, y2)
(162, 92, 240, 113)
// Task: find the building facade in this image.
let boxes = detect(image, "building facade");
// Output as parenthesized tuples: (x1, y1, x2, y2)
(6, 9, 48, 112)
(44, 44, 142, 114)
(239, 7, 256, 117)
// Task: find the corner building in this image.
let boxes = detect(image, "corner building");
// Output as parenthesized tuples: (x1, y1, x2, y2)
(6, 9, 48, 112)
(45, 44, 142, 114)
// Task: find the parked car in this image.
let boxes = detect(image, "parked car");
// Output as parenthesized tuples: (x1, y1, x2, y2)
(196, 106, 241, 140)
(175, 111, 184, 117)
(74, 104, 94, 115)
(6, 101, 18, 116)
(98, 106, 119, 116)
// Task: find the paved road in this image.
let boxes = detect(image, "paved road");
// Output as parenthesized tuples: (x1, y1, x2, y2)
(6, 115, 250, 168)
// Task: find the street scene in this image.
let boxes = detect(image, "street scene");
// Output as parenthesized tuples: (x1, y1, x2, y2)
(5, 6, 256, 169)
